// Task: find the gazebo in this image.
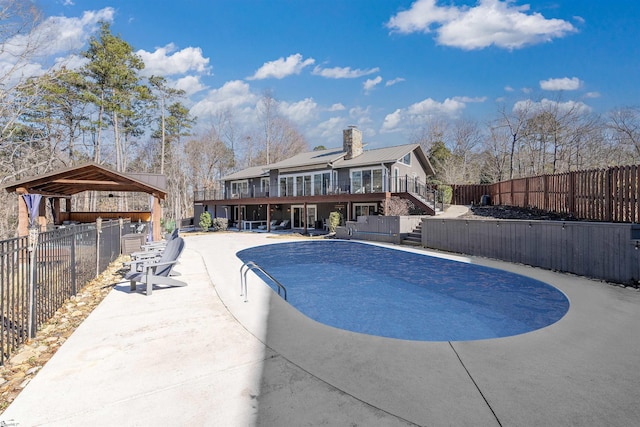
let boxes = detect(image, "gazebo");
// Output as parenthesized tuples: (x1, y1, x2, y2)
(3, 162, 168, 241)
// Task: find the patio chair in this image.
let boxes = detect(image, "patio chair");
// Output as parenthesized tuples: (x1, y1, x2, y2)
(125, 237, 186, 296)
(139, 228, 179, 252)
(125, 228, 179, 266)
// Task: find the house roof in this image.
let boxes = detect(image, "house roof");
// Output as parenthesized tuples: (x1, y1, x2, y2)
(268, 148, 345, 171)
(221, 165, 269, 181)
(221, 142, 435, 181)
(334, 143, 433, 173)
(2, 162, 168, 199)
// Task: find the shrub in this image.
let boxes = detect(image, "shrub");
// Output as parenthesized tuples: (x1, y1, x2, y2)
(162, 219, 176, 234)
(328, 211, 342, 233)
(199, 211, 212, 231)
(438, 185, 453, 205)
(212, 217, 228, 231)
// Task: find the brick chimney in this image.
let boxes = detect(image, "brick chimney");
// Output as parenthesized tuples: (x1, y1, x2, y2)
(343, 126, 363, 160)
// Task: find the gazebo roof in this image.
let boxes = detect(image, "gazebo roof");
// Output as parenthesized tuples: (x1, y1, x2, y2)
(2, 162, 167, 200)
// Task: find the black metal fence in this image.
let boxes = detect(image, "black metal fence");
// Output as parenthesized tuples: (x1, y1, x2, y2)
(1, 219, 129, 365)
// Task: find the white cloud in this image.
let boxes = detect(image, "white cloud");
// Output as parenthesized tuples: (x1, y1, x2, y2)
(381, 96, 468, 132)
(386, 77, 405, 87)
(387, 0, 577, 50)
(39, 8, 115, 56)
(279, 98, 319, 124)
(363, 76, 383, 93)
(0, 7, 114, 85)
(247, 53, 315, 80)
(513, 98, 591, 115)
(328, 103, 346, 111)
(349, 106, 374, 125)
(539, 76, 582, 91)
(408, 97, 466, 115)
(386, 0, 458, 34)
(381, 109, 404, 133)
(137, 43, 210, 76)
(189, 80, 257, 120)
(452, 95, 487, 103)
(504, 85, 515, 92)
(0, 8, 114, 63)
(313, 117, 349, 140)
(312, 65, 380, 79)
(584, 92, 600, 99)
(174, 75, 206, 96)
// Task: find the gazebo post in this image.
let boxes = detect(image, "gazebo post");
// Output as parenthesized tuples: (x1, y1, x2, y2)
(152, 194, 162, 241)
(16, 187, 29, 237)
(53, 198, 61, 225)
(38, 198, 47, 232)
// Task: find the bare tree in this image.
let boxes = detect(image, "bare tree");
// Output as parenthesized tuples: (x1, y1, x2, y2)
(608, 107, 640, 161)
(440, 118, 483, 184)
(495, 102, 531, 179)
(252, 91, 308, 165)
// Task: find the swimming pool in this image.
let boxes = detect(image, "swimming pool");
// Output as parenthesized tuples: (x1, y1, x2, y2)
(237, 240, 569, 341)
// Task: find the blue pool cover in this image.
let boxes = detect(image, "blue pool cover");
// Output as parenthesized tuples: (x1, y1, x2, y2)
(237, 240, 570, 341)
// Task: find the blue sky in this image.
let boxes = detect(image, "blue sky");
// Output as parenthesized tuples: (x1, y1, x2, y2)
(28, 1, 640, 148)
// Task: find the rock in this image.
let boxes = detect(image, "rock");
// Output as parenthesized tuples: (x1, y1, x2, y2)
(26, 366, 41, 376)
(10, 350, 37, 365)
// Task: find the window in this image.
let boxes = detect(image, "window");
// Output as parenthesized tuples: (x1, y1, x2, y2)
(279, 176, 294, 196)
(399, 153, 411, 165)
(372, 169, 383, 192)
(279, 171, 332, 196)
(231, 180, 248, 197)
(354, 203, 378, 218)
(304, 175, 312, 196)
(295, 176, 304, 196)
(313, 172, 331, 195)
(351, 170, 363, 193)
(261, 178, 270, 193)
(350, 167, 384, 194)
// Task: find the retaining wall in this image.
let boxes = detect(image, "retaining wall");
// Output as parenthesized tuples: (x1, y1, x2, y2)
(336, 216, 424, 244)
(421, 218, 640, 285)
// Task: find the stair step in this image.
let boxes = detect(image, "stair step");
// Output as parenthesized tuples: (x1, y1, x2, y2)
(402, 239, 422, 246)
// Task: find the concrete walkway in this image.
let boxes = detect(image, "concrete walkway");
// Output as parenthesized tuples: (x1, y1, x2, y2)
(2, 232, 640, 426)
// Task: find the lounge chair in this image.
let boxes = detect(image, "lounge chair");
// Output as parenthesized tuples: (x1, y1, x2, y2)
(125, 237, 186, 295)
(273, 219, 291, 230)
(258, 219, 279, 230)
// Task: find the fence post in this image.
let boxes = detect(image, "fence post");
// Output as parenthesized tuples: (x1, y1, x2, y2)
(71, 228, 77, 295)
(119, 218, 124, 255)
(27, 226, 39, 339)
(605, 168, 613, 222)
(95, 217, 102, 277)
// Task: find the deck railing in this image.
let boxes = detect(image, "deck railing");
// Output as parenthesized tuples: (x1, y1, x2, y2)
(194, 176, 437, 202)
(0, 219, 128, 365)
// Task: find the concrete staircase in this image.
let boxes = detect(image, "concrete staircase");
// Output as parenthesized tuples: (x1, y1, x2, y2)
(402, 223, 423, 246)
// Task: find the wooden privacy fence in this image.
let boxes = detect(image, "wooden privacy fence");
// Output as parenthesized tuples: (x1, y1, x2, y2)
(451, 165, 640, 223)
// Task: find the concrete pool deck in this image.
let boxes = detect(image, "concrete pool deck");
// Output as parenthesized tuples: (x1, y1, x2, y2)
(2, 232, 640, 426)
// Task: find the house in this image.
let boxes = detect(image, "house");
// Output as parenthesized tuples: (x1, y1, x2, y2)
(193, 126, 437, 232)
